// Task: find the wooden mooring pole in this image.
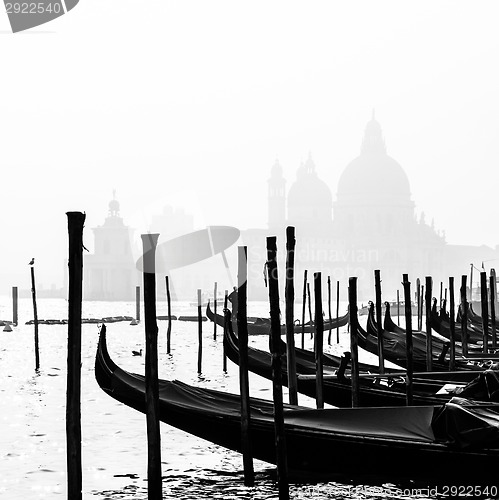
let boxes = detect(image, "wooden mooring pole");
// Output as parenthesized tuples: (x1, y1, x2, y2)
(348, 277, 360, 408)
(327, 276, 332, 346)
(223, 290, 228, 373)
(135, 285, 141, 322)
(425, 277, 433, 371)
(490, 274, 497, 350)
(336, 280, 340, 344)
(197, 289, 203, 374)
(237, 246, 254, 486)
(416, 278, 421, 331)
(301, 270, 307, 349)
(402, 276, 413, 406)
(30, 261, 39, 371)
(307, 282, 313, 340)
(266, 236, 289, 500)
(374, 270, 385, 374)
(460, 275, 469, 356)
(480, 271, 489, 355)
(165, 276, 172, 354)
(397, 289, 400, 326)
(12, 286, 18, 326)
(314, 272, 324, 409)
(213, 281, 218, 340)
(449, 277, 456, 371)
(66, 211, 85, 500)
(141, 233, 162, 499)
(285, 227, 298, 406)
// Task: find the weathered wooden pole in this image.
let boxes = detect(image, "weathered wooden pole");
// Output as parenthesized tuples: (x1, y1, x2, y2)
(425, 277, 433, 371)
(266, 236, 289, 500)
(416, 278, 421, 331)
(439, 281, 443, 310)
(470, 264, 474, 302)
(374, 270, 385, 374)
(135, 285, 141, 322)
(30, 262, 39, 371)
(336, 280, 340, 343)
(397, 289, 400, 326)
(285, 227, 298, 406)
(490, 274, 497, 350)
(327, 275, 332, 346)
(237, 246, 254, 486)
(141, 233, 162, 499)
(348, 277, 360, 408)
(223, 289, 228, 373)
(449, 277, 456, 371)
(307, 282, 313, 340)
(66, 211, 85, 500)
(165, 276, 172, 354)
(314, 272, 324, 409)
(213, 281, 218, 340)
(301, 270, 307, 349)
(419, 285, 424, 331)
(197, 289, 203, 374)
(402, 276, 413, 406)
(480, 271, 489, 354)
(12, 286, 18, 326)
(460, 275, 469, 356)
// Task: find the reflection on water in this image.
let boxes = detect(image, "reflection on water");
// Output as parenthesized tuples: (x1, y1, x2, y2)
(0, 297, 468, 499)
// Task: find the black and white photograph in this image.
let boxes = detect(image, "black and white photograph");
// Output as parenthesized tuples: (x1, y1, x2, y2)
(2, 2, 499, 499)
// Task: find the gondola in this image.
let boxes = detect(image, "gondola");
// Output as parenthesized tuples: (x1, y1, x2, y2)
(361, 302, 480, 375)
(206, 301, 349, 336)
(95, 324, 499, 483)
(223, 314, 492, 406)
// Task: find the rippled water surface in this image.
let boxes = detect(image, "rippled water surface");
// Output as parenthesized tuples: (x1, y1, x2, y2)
(0, 297, 486, 499)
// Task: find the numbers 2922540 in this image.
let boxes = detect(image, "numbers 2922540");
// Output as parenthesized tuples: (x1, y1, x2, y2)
(5, 2, 62, 14)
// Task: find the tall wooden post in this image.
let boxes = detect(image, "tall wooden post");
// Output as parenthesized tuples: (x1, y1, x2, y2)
(266, 236, 289, 500)
(425, 277, 433, 371)
(449, 277, 456, 371)
(197, 289, 203, 374)
(397, 289, 400, 326)
(301, 270, 307, 349)
(307, 282, 313, 340)
(327, 276, 332, 346)
(402, 276, 413, 406)
(314, 273, 324, 409)
(439, 281, 443, 310)
(285, 227, 298, 406)
(237, 246, 254, 486)
(30, 263, 39, 371)
(416, 278, 421, 331)
(66, 212, 85, 500)
(165, 276, 172, 354)
(213, 282, 218, 340)
(12, 286, 18, 326)
(135, 285, 141, 322)
(348, 277, 360, 408)
(491, 274, 497, 350)
(336, 280, 340, 344)
(420, 285, 424, 331)
(374, 270, 384, 374)
(141, 233, 162, 499)
(480, 272, 489, 354)
(460, 275, 469, 356)
(223, 290, 228, 373)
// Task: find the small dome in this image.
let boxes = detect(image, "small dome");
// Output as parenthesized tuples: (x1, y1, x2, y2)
(287, 153, 332, 220)
(108, 198, 120, 216)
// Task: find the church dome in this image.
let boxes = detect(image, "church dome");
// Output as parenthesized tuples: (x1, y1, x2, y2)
(288, 154, 332, 209)
(336, 115, 411, 201)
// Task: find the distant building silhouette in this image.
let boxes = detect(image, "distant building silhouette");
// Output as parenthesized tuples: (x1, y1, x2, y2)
(242, 113, 499, 302)
(84, 194, 138, 301)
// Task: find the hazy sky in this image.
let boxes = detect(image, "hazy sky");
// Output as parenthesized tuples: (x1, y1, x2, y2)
(1, 1, 499, 293)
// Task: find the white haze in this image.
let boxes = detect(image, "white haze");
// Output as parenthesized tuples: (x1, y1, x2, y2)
(0, 1, 498, 293)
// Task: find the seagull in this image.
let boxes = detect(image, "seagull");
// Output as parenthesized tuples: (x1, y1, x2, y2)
(132, 348, 142, 356)
(28, 258, 35, 266)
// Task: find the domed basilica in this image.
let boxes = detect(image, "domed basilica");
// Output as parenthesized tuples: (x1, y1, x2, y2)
(243, 114, 498, 301)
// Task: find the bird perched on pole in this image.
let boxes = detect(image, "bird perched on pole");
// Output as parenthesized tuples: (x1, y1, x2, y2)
(28, 258, 35, 266)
